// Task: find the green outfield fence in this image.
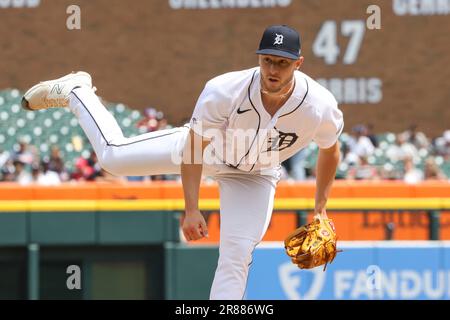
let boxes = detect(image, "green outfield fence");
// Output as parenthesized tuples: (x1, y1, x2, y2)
(0, 198, 449, 299)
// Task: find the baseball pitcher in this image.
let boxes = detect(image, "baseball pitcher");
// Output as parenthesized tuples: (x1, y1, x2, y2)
(22, 25, 343, 300)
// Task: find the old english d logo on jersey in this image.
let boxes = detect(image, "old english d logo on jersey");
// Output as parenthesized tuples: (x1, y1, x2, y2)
(266, 128, 298, 152)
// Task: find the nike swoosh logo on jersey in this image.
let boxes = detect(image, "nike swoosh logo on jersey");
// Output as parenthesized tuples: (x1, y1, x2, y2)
(237, 107, 252, 114)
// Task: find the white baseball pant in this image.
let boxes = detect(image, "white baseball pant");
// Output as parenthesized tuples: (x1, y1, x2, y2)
(69, 87, 278, 299)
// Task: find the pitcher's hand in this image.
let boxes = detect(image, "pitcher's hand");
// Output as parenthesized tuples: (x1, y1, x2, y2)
(181, 209, 209, 241)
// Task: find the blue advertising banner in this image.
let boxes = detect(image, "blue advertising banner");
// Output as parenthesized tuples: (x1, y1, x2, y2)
(246, 242, 450, 300)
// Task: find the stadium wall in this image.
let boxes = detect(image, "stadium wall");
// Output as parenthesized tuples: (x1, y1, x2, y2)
(0, 0, 449, 135)
(0, 181, 449, 241)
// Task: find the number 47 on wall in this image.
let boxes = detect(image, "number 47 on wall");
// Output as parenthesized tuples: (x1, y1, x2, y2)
(313, 7, 381, 65)
(312, 20, 366, 65)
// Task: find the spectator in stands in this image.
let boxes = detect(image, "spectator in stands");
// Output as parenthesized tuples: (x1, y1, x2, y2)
(434, 130, 450, 160)
(13, 159, 32, 185)
(1, 158, 16, 182)
(366, 123, 379, 148)
(379, 163, 402, 180)
(11, 140, 35, 165)
(31, 164, 40, 184)
(36, 159, 61, 186)
(423, 157, 447, 181)
(444, 130, 450, 158)
(343, 125, 374, 165)
(351, 125, 375, 155)
(386, 133, 419, 163)
(346, 155, 379, 180)
(47, 145, 69, 181)
(402, 156, 423, 184)
(136, 107, 159, 132)
(400, 124, 429, 150)
(70, 157, 94, 181)
(86, 150, 103, 180)
(0, 148, 10, 169)
(157, 117, 170, 131)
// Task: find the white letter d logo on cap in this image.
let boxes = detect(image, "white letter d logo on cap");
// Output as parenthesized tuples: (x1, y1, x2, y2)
(274, 34, 284, 45)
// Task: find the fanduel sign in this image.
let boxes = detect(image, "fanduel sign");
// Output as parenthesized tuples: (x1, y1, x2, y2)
(246, 243, 450, 300)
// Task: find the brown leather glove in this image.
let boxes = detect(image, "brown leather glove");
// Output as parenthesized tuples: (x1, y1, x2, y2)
(284, 214, 341, 271)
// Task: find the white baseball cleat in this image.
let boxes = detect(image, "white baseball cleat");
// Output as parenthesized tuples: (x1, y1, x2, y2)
(22, 71, 93, 111)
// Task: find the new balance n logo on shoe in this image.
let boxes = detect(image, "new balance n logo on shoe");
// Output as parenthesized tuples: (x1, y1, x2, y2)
(50, 84, 65, 95)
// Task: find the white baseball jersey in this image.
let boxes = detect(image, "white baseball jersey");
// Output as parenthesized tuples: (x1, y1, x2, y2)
(190, 67, 344, 174)
(65, 66, 343, 300)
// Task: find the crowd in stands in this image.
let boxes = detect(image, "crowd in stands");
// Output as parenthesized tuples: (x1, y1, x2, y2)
(0, 103, 449, 185)
(281, 124, 449, 183)
(1, 125, 448, 185)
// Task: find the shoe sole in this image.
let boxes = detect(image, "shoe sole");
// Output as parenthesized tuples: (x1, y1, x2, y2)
(22, 71, 92, 111)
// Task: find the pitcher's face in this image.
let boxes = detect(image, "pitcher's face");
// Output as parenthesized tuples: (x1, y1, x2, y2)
(258, 54, 303, 93)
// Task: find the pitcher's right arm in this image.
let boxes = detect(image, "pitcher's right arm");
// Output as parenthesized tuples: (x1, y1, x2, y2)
(180, 129, 211, 241)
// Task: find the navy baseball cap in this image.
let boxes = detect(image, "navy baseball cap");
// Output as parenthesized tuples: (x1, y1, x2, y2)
(256, 25, 301, 60)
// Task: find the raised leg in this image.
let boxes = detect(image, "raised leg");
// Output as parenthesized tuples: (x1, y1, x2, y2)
(69, 87, 188, 176)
